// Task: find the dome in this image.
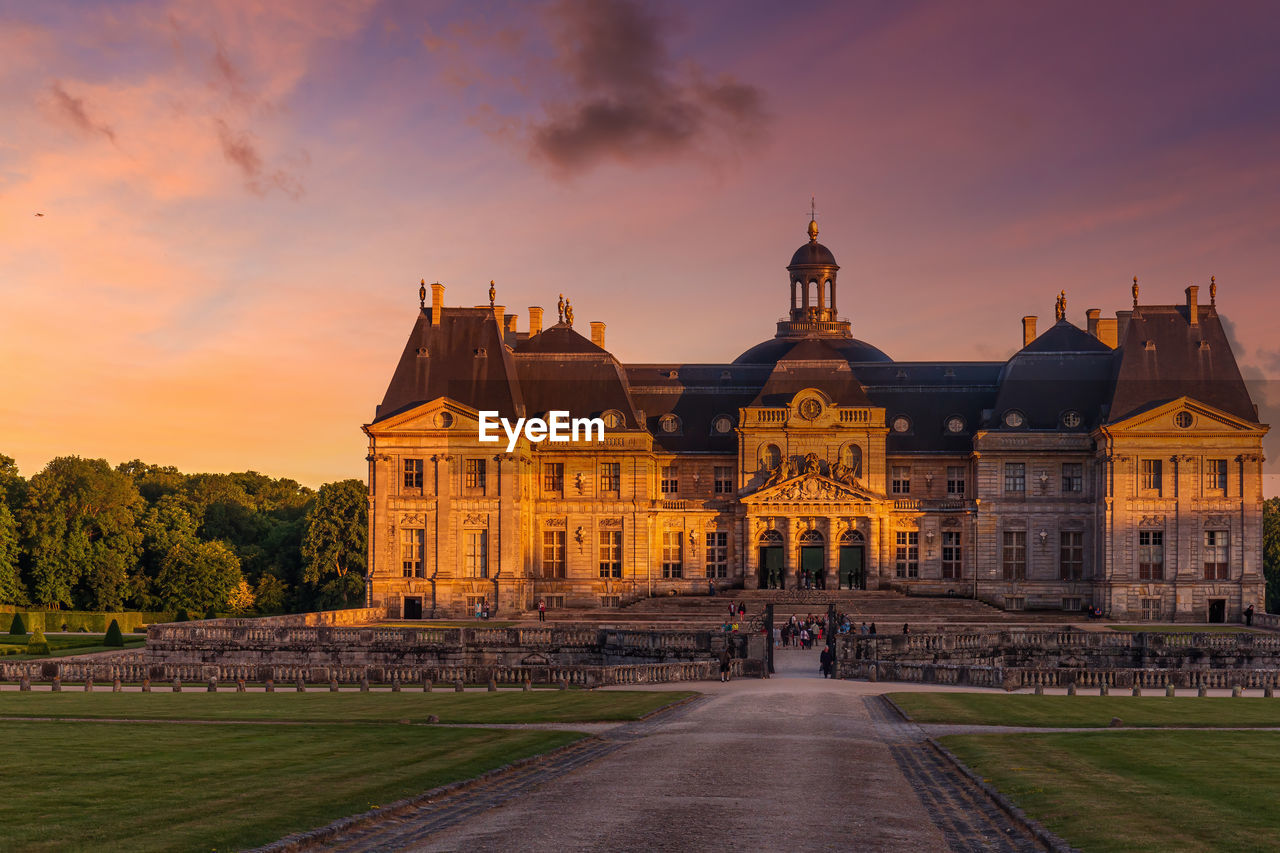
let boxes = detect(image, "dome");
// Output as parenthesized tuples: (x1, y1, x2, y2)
(733, 336, 891, 365)
(789, 240, 837, 268)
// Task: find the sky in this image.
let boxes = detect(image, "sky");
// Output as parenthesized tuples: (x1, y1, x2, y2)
(2, 0, 1279, 492)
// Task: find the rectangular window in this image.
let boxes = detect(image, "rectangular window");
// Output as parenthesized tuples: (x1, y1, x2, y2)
(713, 466, 734, 494)
(464, 458, 486, 493)
(1141, 598, 1162, 621)
(1061, 463, 1083, 494)
(946, 466, 965, 497)
(541, 530, 566, 578)
(941, 531, 962, 579)
(403, 458, 423, 490)
(598, 529, 622, 578)
(1062, 597, 1082, 612)
(1004, 462, 1026, 494)
(1141, 459, 1163, 495)
(543, 462, 564, 495)
(705, 531, 728, 578)
(894, 531, 919, 579)
(1205, 459, 1227, 493)
(1138, 530, 1164, 580)
(599, 462, 621, 493)
(464, 530, 488, 578)
(400, 528, 424, 578)
(1059, 531, 1083, 580)
(660, 464, 679, 495)
(1002, 531, 1026, 580)
(1204, 530, 1229, 580)
(662, 530, 683, 578)
(891, 466, 911, 495)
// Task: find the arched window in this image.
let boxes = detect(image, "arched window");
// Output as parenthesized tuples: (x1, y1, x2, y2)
(799, 529, 824, 545)
(759, 443, 781, 471)
(841, 444, 863, 478)
(759, 529, 783, 545)
(839, 529, 864, 546)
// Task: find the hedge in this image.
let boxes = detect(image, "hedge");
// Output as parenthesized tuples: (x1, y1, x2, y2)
(0, 609, 172, 634)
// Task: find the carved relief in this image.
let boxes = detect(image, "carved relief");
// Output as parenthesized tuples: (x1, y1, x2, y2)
(401, 513, 424, 525)
(599, 517, 623, 528)
(1204, 515, 1231, 528)
(462, 513, 487, 526)
(544, 517, 567, 529)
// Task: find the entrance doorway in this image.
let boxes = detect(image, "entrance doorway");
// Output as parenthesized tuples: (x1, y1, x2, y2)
(799, 530, 825, 589)
(1208, 599, 1226, 623)
(759, 529, 784, 589)
(403, 596, 423, 620)
(839, 530, 865, 590)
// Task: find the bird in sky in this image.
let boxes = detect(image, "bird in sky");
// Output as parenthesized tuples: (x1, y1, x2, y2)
(34, 212, 43, 217)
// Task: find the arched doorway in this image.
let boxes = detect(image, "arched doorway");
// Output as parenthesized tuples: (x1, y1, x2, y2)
(799, 529, 825, 590)
(758, 529, 784, 589)
(839, 529, 866, 590)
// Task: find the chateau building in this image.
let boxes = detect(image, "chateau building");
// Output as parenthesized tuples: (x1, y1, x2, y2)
(364, 220, 1267, 622)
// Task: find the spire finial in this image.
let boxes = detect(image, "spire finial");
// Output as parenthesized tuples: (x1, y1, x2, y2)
(1132, 276, 1139, 308)
(489, 280, 495, 307)
(807, 196, 818, 242)
(419, 278, 426, 308)
(1210, 275, 1217, 306)
(1055, 290, 1066, 321)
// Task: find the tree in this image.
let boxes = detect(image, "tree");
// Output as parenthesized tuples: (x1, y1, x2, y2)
(103, 618, 124, 647)
(253, 574, 287, 614)
(21, 457, 143, 610)
(0, 454, 26, 512)
(301, 479, 367, 606)
(155, 539, 243, 614)
(8, 612, 26, 636)
(1264, 498, 1280, 613)
(26, 628, 49, 656)
(227, 578, 255, 614)
(0, 503, 23, 605)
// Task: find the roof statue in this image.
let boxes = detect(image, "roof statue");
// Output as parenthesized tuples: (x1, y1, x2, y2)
(557, 293, 565, 323)
(1132, 276, 1139, 307)
(564, 299, 574, 327)
(1055, 290, 1066, 321)
(1210, 275, 1217, 306)
(419, 279, 426, 308)
(489, 280, 495, 307)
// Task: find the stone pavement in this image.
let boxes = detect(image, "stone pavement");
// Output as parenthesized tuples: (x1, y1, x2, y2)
(305, 649, 1045, 852)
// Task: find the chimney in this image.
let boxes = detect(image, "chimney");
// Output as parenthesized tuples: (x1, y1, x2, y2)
(1096, 318, 1118, 349)
(1086, 308, 1101, 337)
(589, 321, 606, 349)
(1022, 315, 1037, 348)
(1185, 285, 1199, 326)
(492, 304, 504, 329)
(529, 306, 543, 335)
(430, 282, 445, 326)
(1116, 310, 1131, 347)
(504, 313, 518, 347)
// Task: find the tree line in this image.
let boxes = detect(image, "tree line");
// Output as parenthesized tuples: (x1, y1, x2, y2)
(0, 454, 366, 615)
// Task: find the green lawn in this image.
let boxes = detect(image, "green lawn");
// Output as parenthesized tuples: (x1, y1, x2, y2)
(941, 731, 1280, 852)
(0, 689, 692, 724)
(0, 719, 580, 852)
(0, 633, 146, 659)
(890, 692, 1280, 728)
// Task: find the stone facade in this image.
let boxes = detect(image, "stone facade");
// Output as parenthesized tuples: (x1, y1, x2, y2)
(365, 223, 1267, 622)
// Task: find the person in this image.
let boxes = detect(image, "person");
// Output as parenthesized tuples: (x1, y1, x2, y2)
(800, 627, 810, 649)
(708, 580, 715, 596)
(475, 599, 482, 620)
(859, 621, 868, 635)
(773, 625, 782, 648)
(481, 597, 489, 620)
(718, 646, 732, 682)
(903, 623, 909, 635)
(728, 602, 736, 621)
(537, 598, 546, 622)
(819, 646, 832, 679)
(869, 622, 877, 636)
(737, 601, 746, 619)
(1246, 604, 1256, 627)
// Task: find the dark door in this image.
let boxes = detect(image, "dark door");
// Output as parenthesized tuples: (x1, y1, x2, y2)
(839, 546, 865, 590)
(760, 546, 784, 589)
(1208, 599, 1226, 624)
(403, 596, 423, 620)
(801, 546, 824, 588)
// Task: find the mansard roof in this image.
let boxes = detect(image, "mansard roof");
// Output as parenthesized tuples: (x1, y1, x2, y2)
(513, 323, 608, 355)
(1108, 305, 1257, 424)
(1020, 319, 1113, 353)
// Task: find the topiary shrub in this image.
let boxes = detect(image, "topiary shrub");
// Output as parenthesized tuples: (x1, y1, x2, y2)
(174, 609, 190, 623)
(8, 613, 26, 636)
(204, 607, 219, 621)
(25, 629, 50, 656)
(103, 619, 124, 647)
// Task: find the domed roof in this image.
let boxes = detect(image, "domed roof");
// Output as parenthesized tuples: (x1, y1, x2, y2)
(789, 240, 837, 268)
(733, 335, 891, 365)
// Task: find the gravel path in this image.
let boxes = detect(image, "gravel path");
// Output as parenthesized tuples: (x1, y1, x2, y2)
(302, 650, 1046, 852)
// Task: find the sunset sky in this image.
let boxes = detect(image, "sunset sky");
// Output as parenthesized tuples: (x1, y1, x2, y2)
(2, 0, 1279, 493)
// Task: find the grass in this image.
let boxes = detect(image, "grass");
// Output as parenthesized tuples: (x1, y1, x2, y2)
(1106, 624, 1258, 633)
(0, 719, 580, 852)
(890, 692, 1280, 728)
(941, 731, 1280, 852)
(0, 689, 692, 724)
(0, 633, 146, 660)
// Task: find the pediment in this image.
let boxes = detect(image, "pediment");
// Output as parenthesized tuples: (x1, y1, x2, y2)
(743, 473, 881, 505)
(365, 397, 483, 434)
(1107, 396, 1265, 435)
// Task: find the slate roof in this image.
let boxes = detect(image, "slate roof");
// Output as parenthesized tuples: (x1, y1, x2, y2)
(734, 335, 893, 364)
